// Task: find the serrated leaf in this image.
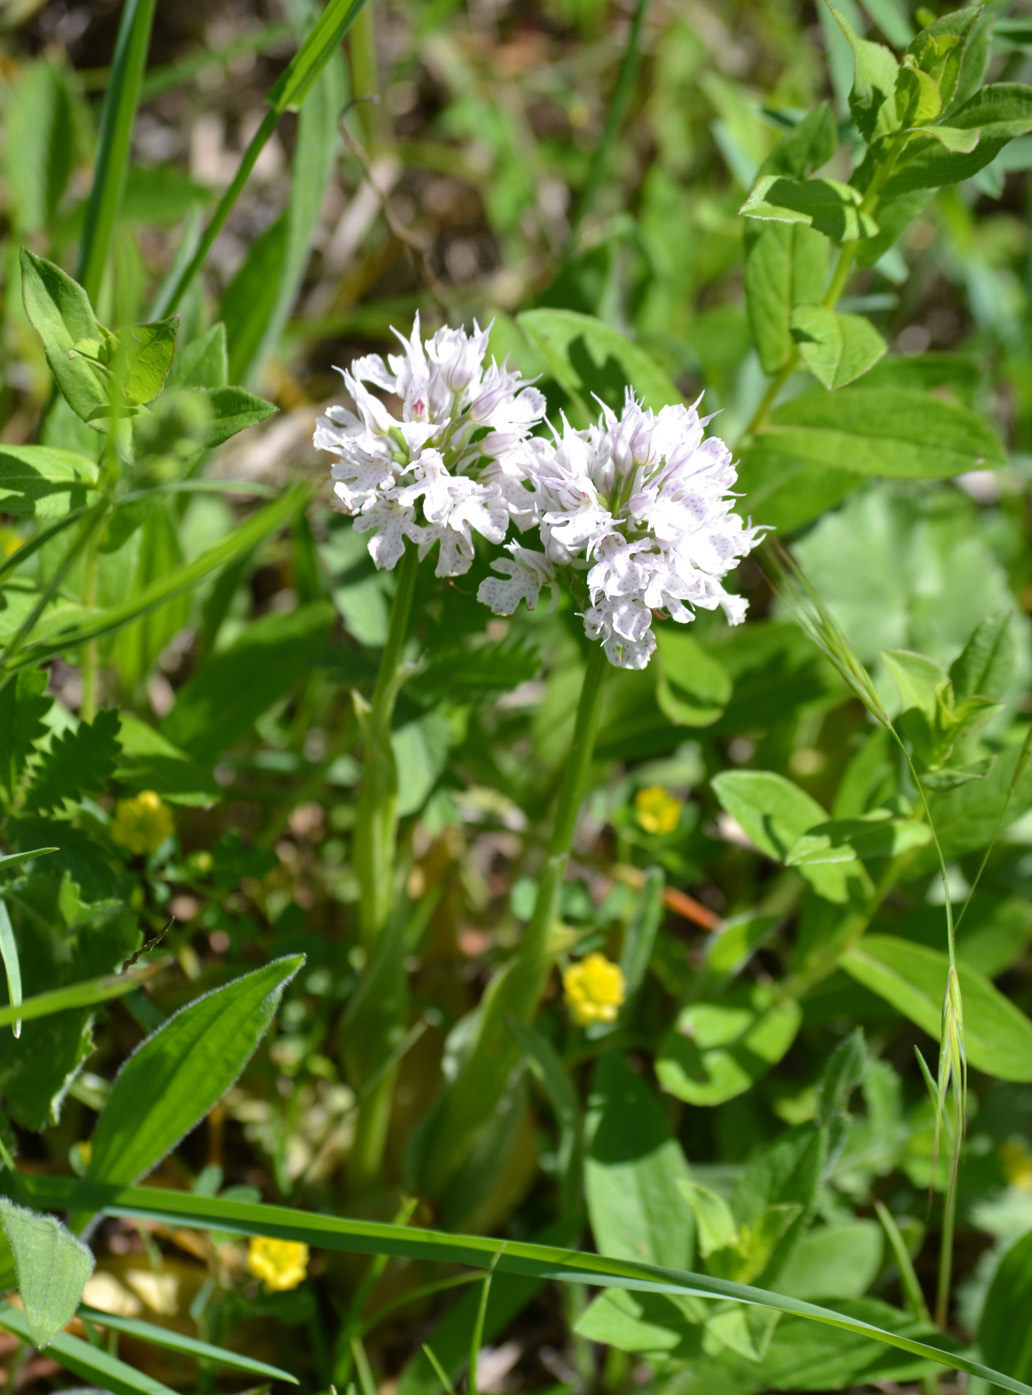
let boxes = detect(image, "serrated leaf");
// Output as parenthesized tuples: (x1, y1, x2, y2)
(790, 306, 887, 389)
(740, 174, 878, 242)
(0, 668, 52, 798)
(24, 709, 122, 813)
(87, 956, 303, 1187)
(0, 445, 98, 517)
(0, 1201, 93, 1348)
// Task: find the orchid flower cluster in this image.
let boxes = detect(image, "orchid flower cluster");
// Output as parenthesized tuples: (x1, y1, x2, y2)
(315, 317, 763, 668)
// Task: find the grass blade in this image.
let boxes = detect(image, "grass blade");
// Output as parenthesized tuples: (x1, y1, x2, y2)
(78, 1306, 299, 1383)
(17, 1176, 1032, 1395)
(76, 0, 158, 305)
(0, 901, 23, 1038)
(0, 1301, 177, 1395)
(0, 960, 167, 1030)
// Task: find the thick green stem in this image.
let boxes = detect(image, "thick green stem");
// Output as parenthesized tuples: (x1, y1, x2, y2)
(418, 644, 610, 1198)
(354, 542, 420, 950)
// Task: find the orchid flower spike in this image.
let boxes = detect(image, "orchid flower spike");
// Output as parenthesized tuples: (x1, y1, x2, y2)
(314, 314, 546, 577)
(478, 389, 765, 669)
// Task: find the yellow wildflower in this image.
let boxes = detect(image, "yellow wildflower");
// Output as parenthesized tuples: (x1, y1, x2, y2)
(110, 791, 174, 855)
(635, 785, 682, 835)
(563, 952, 626, 1027)
(1001, 1140, 1032, 1190)
(247, 1236, 310, 1292)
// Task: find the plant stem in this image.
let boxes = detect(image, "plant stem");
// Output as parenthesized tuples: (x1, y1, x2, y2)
(418, 643, 610, 1198)
(80, 537, 101, 723)
(354, 541, 420, 951)
(348, 0, 384, 156)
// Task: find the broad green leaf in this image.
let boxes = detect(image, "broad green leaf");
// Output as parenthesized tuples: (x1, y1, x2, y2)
(657, 983, 802, 1106)
(163, 601, 333, 763)
(905, 5, 983, 111)
(732, 1123, 824, 1286)
(882, 648, 949, 718)
(826, 4, 901, 143)
(575, 1288, 703, 1356)
(87, 955, 303, 1187)
(0, 1201, 93, 1348)
(0, 446, 98, 518)
(786, 813, 931, 865)
(656, 628, 732, 727)
(24, 709, 122, 814)
(790, 306, 887, 390)
(19, 250, 107, 426)
(3, 64, 76, 234)
(518, 309, 683, 418)
(700, 913, 781, 985)
(885, 84, 1032, 194)
(678, 1180, 738, 1257)
(114, 716, 220, 806)
(585, 1053, 694, 1270)
(185, 385, 277, 448)
(738, 386, 1006, 532)
(77, 1305, 299, 1383)
(950, 612, 1015, 703)
(743, 106, 835, 372)
(841, 935, 1032, 1080)
(167, 322, 228, 389)
(778, 1222, 883, 1301)
(739, 175, 878, 242)
(896, 64, 942, 127)
(117, 317, 179, 405)
(979, 1226, 1032, 1380)
(0, 901, 22, 1038)
(21, 1175, 1032, 1395)
(711, 769, 826, 861)
(0, 1301, 179, 1395)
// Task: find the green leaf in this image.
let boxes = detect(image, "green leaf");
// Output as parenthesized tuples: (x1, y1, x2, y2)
(0, 445, 98, 518)
(585, 1053, 694, 1269)
(508, 1019, 582, 1221)
(163, 601, 333, 763)
(882, 648, 949, 718)
(0, 1201, 93, 1348)
(826, 3, 901, 143)
(746, 225, 829, 374)
(268, 0, 366, 112)
(656, 628, 733, 727)
(24, 709, 121, 813)
(3, 63, 77, 234)
(117, 317, 179, 405)
(884, 84, 1032, 194)
(0, 901, 23, 1038)
(87, 956, 302, 1189)
(786, 813, 932, 865)
(0, 668, 52, 798)
(979, 1226, 1032, 1381)
(739, 175, 878, 242)
(0, 1301, 180, 1395)
(790, 306, 887, 390)
(678, 1180, 738, 1257)
(778, 1222, 883, 1301)
(75, 0, 156, 303)
(184, 385, 277, 449)
(19, 249, 107, 426)
(517, 309, 683, 419)
(167, 323, 228, 389)
(77, 1306, 299, 1384)
(841, 935, 1032, 1079)
(896, 63, 942, 127)
(711, 769, 827, 862)
(0, 961, 163, 1032)
(905, 5, 983, 111)
(738, 386, 1006, 532)
(949, 612, 1015, 703)
(657, 983, 802, 1106)
(21, 1175, 1032, 1395)
(114, 716, 219, 806)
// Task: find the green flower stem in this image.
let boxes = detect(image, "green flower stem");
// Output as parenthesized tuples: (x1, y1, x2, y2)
(419, 642, 610, 1198)
(355, 540, 420, 952)
(346, 542, 419, 1192)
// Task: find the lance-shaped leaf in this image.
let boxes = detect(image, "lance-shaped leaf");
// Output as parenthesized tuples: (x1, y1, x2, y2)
(87, 955, 303, 1187)
(19, 250, 107, 426)
(826, 3, 901, 144)
(0, 1201, 93, 1348)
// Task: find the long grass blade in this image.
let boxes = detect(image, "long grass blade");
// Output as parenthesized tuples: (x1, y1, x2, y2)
(77, 0, 158, 305)
(0, 960, 167, 1029)
(17, 1176, 1032, 1395)
(78, 1306, 299, 1383)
